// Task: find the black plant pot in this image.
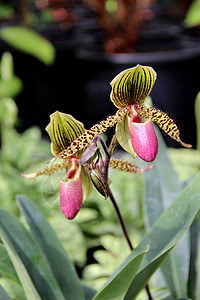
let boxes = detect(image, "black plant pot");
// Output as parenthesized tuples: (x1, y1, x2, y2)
(75, 36, 200, 148)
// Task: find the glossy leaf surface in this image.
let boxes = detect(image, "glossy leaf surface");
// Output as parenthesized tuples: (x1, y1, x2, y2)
(0, 209, 65, 300)
(16, 195, 85, 300)
(124, 171, 200, 299)
(92, 247, 147, 300)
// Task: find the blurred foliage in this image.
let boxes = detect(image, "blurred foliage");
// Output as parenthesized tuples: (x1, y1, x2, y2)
(184, 0, 200, 27)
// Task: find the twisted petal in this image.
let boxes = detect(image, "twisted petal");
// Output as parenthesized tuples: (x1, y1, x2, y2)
(110, 64, 157, 108)
(46, 111, 85, 156)
(109, 158, 153, 173)
(56, 107, 130, 161)
(129, 119, 158, 162)
(60, 165, 83, 220)
(135, 105, 192, 148)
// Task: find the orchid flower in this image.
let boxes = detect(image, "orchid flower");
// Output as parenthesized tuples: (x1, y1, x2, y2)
(22, 111, 149, 220)
(22, 64, 191, 219)
(22, 111, 92, 220)
(55, 64, 191, 163)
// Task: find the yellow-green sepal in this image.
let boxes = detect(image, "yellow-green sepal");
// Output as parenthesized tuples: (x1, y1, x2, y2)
(46, 111, 85, 157)
(110, 64, 157, 108)
(81, 166, 92, 202)
(116, 114, 137, 158)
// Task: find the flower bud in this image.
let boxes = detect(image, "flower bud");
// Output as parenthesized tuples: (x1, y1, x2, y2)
(110, 64, 157, 108)
(90, 169, 110, 199)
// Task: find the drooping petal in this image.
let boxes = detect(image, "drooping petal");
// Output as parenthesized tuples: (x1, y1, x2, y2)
(21, 161, 71, 179)
(56, 107, 130, 161)
(46, 111, 85, 156)
(60, 165, 83, 220)
(116, 113, 137, 158)
(135, 105, 192, 148)
(110, 64, 157, 108)
(129, 119, 158, 162)
(109, 158, 153, 173)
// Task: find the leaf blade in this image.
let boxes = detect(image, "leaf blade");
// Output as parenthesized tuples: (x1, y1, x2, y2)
(0, 209, 65, 300)
(16, 194, 85, 300)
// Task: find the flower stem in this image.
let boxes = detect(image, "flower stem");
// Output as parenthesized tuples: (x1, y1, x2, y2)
(109, 189, 153, 300)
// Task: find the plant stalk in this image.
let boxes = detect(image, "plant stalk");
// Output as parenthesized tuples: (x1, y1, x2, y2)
(109, 189, 153, 300)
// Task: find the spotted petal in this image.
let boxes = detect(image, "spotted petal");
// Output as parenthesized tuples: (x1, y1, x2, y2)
(56, 107, 130, 161)
(60, 165, 83, 220)
(110, 64, 157, 108)
(46, 111, 85, 156)
(135, 105, 192, 148)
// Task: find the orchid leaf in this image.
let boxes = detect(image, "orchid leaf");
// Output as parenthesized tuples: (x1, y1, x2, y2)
(16, 194, 85, 300)
(92, 246, 148, 300)
(0, 284, 11, 300)
(0, 26, 55, 65)
(195, 91, 200, 150)
(0, 244, 19, 283)
(143, 126, 190, 298)
(0, 208, 65, 300)
(122, 171, 200, 299)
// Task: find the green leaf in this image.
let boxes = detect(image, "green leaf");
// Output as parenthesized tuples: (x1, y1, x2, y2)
(0, 284, 11, 300)
(16, 194, 85, 300)
(92, 246, 148, 300)
(195, 91, 200, 151)
(195, 217, 200, 299)
(0, 26, 55, 65)
(143, 127, 190, 297)
(125, 249, 171, 298)
(0, 244, 19, 283)
(0, 77, 22, 99)
(123, 172, 200, 299)
(0, 209, 65, 300)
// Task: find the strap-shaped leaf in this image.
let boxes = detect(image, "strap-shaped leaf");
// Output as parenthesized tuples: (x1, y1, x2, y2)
(46, 111, 85, 157)
(110, 65, 157, 108)
(92, 246, 148, 300)
(0, 284, 11, 300)
(16, 195, 85, 300)
(0, 209, 65, 300)
(135, 105, 192, 148)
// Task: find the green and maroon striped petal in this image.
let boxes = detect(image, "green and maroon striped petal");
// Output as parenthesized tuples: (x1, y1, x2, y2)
(56, 107, 130, 161)
(110, 64, 157, 108)
(46, 111, 85, 156)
